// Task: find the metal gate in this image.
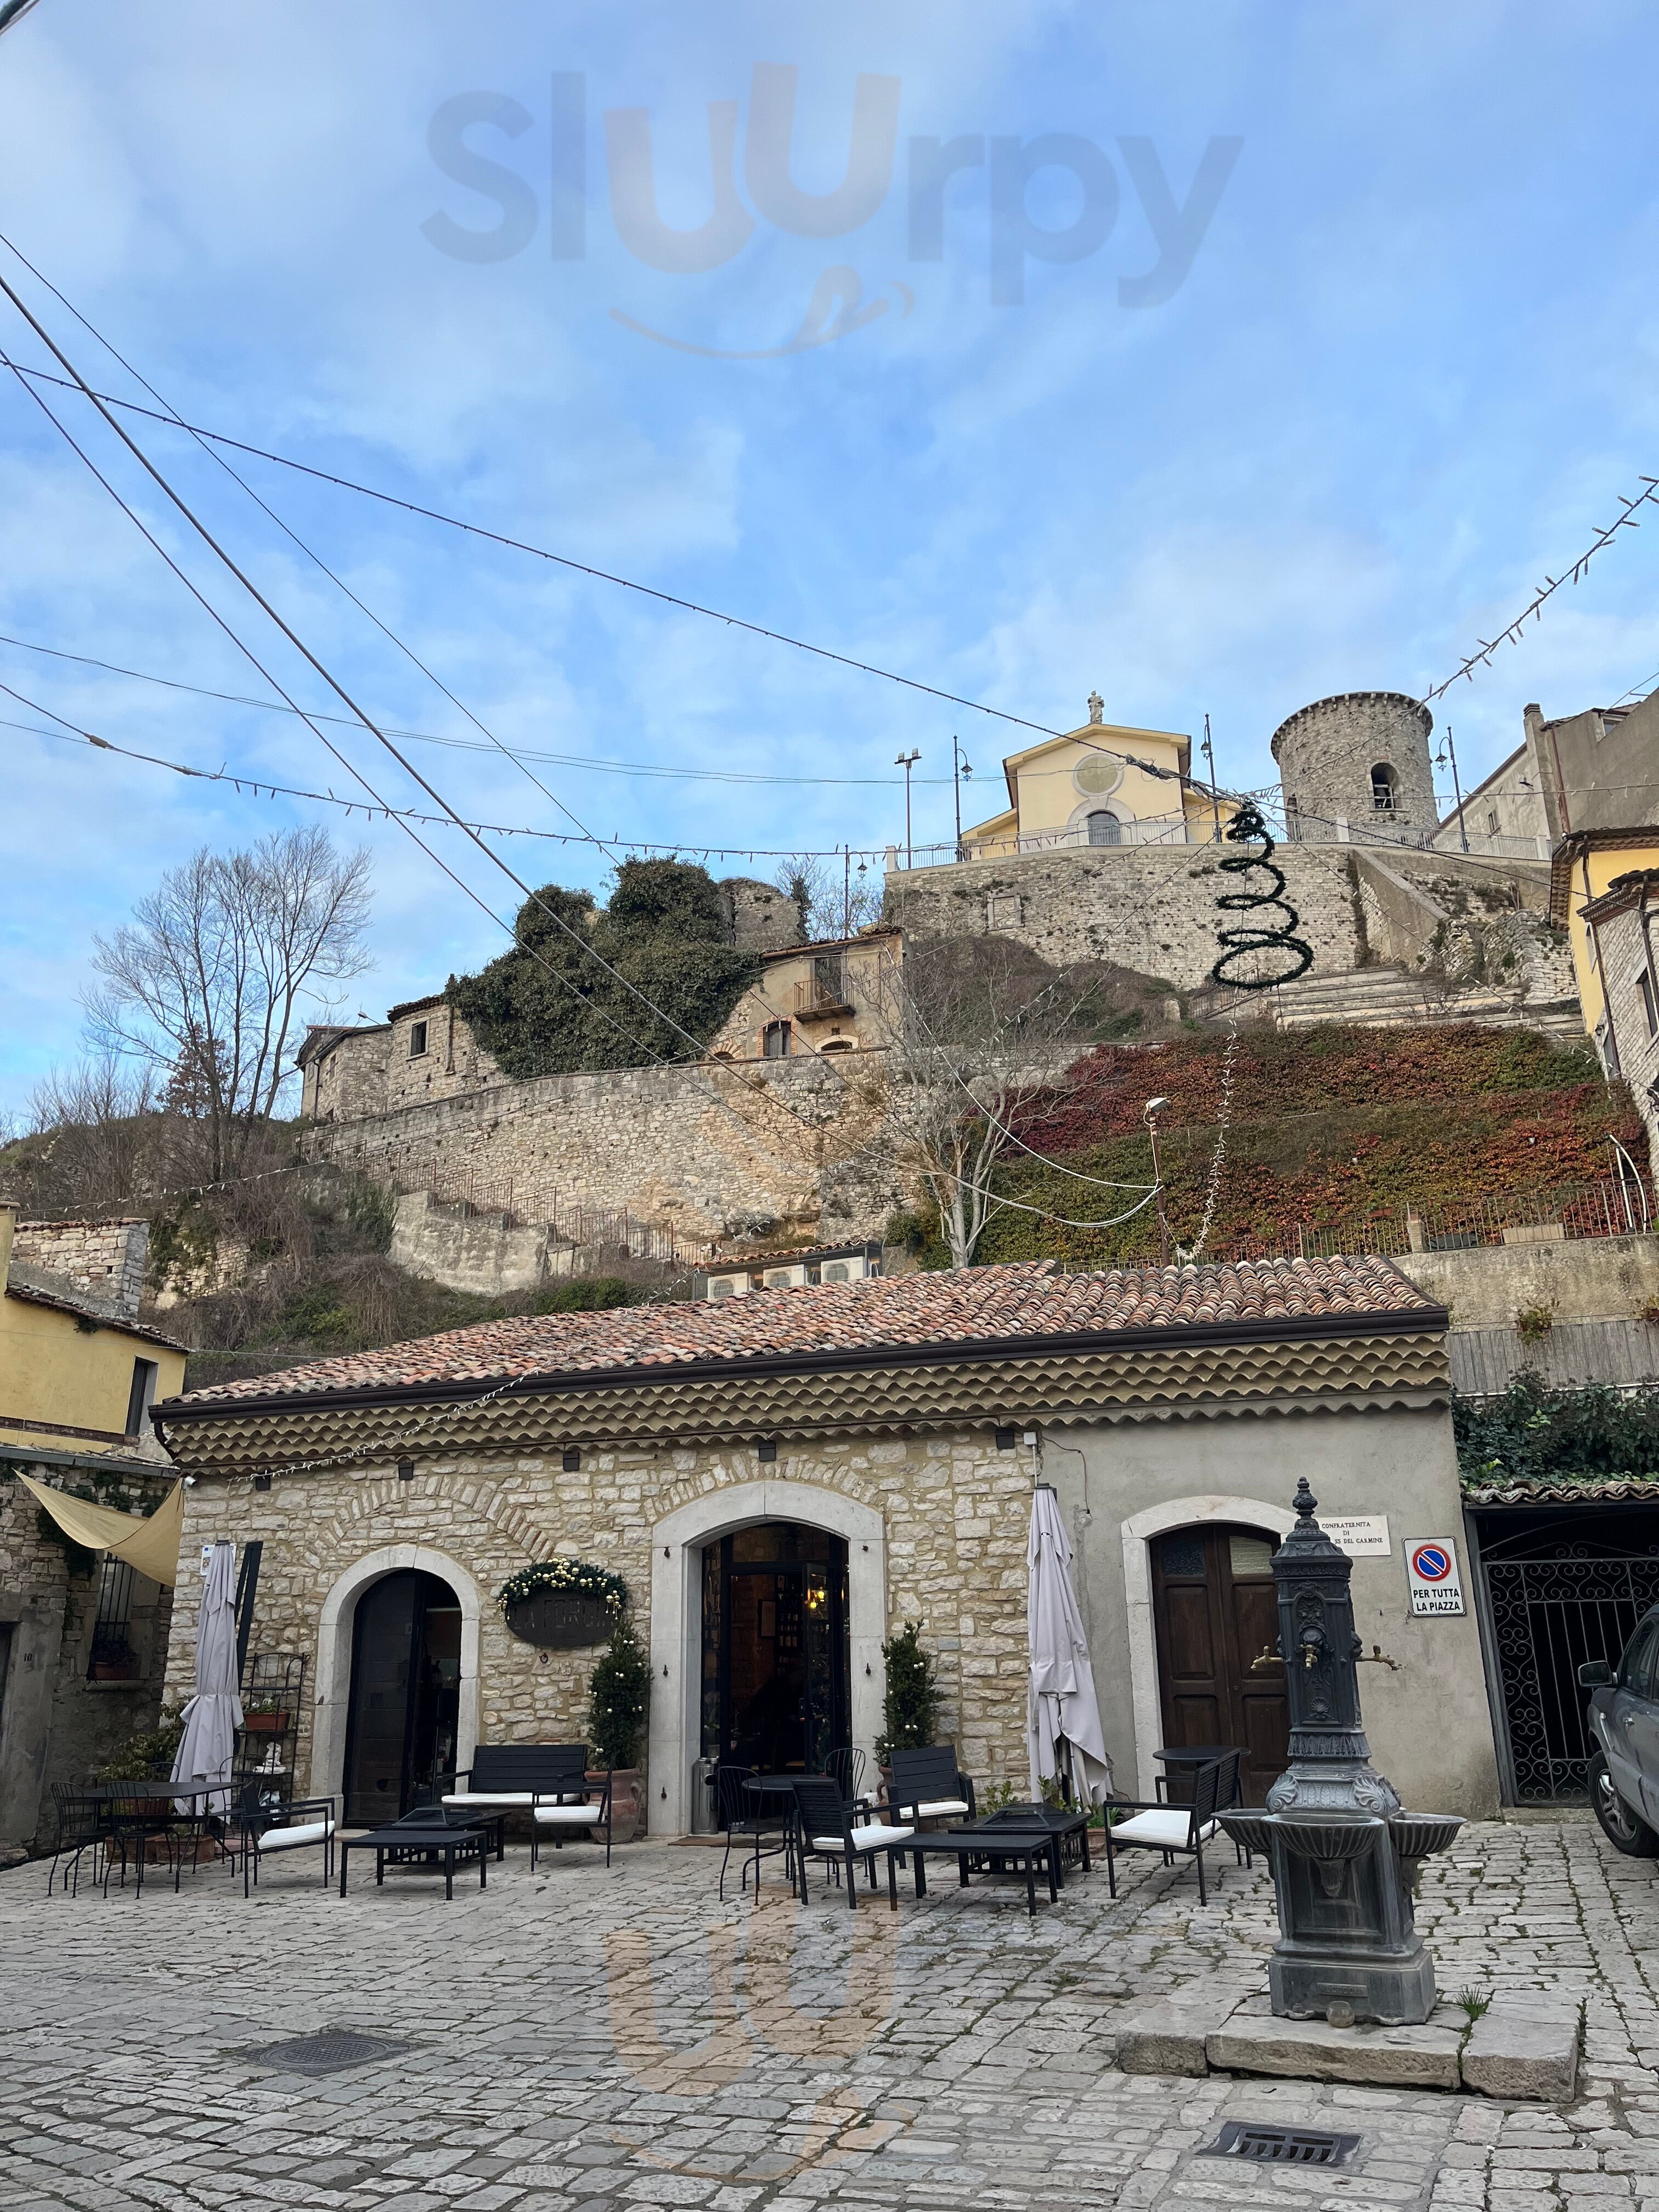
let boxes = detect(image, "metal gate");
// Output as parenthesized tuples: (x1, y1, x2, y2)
(1483, 1548, 1659, 1799)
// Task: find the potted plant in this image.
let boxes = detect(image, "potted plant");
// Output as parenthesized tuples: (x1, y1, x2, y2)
(498, 1560, 629, 1649)
(588, 1616, 651, 1843)
(874, 1621, 943, 1784)
(242, 1698, 288, 1735)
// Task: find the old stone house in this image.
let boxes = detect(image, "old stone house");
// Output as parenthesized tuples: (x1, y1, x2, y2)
(1, 1209, 186, 1855)
(152, 1255, 1499, 1831)
(1571, 868, 1659, 1162)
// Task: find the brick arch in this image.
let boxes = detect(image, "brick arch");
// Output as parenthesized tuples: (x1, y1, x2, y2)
(318, 1469, 557, 1563)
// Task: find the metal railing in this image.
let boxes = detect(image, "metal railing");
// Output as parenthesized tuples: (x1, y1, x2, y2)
(1210, 1176, 1653, 1266)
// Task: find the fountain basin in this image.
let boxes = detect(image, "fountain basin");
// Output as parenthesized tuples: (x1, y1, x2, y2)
(1389, 1814, 1464, 1863)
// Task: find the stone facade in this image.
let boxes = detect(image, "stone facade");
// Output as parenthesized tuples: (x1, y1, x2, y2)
(0, 1463, 176, 1854)
(163, 1429, 1037, 1823)
(1272, 691, 1438, 840)
(1576, 868, 1659, 1161)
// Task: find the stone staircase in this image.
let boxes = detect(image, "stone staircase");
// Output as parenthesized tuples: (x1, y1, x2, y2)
(1268, 964, 1585, 1042)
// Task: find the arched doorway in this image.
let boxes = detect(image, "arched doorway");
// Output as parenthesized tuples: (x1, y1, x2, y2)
(1149, 1522, 1290, 1803)
(340, 1569, 463, 1823)
(700, 1523, 850, 1774)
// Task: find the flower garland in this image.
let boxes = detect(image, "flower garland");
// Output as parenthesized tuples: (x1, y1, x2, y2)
(496, 1559, 629, 1615)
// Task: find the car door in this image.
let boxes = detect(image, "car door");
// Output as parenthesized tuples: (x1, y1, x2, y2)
(1623, 1620, 1659, 1829)
(1605, 1618, 1659, 1818)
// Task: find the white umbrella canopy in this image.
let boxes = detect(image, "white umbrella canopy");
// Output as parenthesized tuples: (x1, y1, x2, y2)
(1027, 1485, 1113, 1806)
(171, 1540, 243, 1815)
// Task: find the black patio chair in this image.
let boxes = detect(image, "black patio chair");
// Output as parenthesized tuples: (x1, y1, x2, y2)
(715, 1764, 789, 1902)
(825, 1746, 868, 1808)
(790, 1775, 913, 1912)
(1156, 1747, 1249, 1862)
(1101, 1754, 1225, 1906)
(102, 1793, 185, 1897)
(47, 1786, 106, 1899)
(228, 1787, 338, 1897)
(530, 1758, 614, 1869)
(883, 1745, 976, 1825)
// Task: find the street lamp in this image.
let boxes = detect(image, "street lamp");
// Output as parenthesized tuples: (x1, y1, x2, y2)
(894, 748, 920, 867)
(1143, 1096, 1170, 1266)
(952, 736, 973, 861)
(1435, 725, 1468, 852)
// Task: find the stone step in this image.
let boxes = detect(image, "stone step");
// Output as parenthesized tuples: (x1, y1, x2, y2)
(1268, 968, 1586, 1042)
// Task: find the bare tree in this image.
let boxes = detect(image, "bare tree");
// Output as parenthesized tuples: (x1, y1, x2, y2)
(86, 827, 372, 1180)
(871, 938, 1155, 1268)
(772, 852, 882, 943)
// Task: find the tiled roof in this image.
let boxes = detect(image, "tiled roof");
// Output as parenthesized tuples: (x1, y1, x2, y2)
(6, 1276, 189, 1352)
(163, 1255, 1438, 1412)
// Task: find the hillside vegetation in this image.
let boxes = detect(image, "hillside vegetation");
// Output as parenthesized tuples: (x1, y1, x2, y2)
(893, 1023, 1647, 1270)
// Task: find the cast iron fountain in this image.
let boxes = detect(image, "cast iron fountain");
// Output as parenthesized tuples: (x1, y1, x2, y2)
(1220, 1478, 1464, 2026)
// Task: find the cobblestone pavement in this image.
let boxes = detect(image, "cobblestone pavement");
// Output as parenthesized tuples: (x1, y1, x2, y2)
(7, 1817, 1659, 2211)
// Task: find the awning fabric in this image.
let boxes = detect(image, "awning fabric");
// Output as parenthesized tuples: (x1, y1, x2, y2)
(14, 1469, 184, 1586)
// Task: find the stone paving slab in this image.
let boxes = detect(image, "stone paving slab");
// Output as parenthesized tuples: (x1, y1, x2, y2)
(1, 1821, 1657, 2209)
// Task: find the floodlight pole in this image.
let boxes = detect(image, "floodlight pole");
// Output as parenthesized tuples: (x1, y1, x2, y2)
(895, 748, 920, 867)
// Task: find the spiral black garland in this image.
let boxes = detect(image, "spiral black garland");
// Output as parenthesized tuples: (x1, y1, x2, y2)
(1210, 800, 1314, 990)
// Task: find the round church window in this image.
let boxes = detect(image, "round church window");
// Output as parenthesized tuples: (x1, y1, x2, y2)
(1074, 753, 1123, 798)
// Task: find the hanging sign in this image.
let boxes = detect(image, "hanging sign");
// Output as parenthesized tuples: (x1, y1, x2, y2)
(1321, 1515, 1391, 1558)
(1407, 1538, 1465, 1616)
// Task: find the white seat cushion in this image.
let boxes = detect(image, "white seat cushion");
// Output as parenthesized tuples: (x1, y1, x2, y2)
(811, 1822, 915, 1852)
(533, 1803, 602, 1826)
(913, 1798, 971, 1818)
(257, 1820, 335, 1852)
(1111, 1810, 1217, 1849)
(442, 1792, 536, 1808)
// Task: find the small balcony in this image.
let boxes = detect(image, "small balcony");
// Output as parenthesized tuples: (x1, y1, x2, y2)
(793, 964, 854, 1021)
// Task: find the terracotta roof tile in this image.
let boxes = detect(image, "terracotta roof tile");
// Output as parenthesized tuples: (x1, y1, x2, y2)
(165, 1255, 1437, 1412)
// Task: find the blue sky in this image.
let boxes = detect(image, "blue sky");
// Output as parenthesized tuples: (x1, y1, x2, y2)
(2, 1, 1657, 1115)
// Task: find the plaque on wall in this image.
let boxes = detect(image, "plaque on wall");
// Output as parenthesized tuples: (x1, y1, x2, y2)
(504, 1592, 614, 1648)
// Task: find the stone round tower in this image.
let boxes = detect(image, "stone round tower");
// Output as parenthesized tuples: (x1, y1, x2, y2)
(1270, 692, 1436, 843)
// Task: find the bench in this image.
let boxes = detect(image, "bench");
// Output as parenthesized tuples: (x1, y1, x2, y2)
(437, 1742, 591, 1815)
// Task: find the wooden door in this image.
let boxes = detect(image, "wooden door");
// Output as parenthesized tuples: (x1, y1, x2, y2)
(1150, 1524, 1290, 1804)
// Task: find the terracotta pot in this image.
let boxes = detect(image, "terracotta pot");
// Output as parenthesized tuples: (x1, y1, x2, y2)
(242, 1712, 287, 1734)
(592, 1766, 642, 1844)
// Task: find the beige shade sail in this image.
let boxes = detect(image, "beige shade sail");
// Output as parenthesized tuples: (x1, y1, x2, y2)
(14, 1469, 184, 1587)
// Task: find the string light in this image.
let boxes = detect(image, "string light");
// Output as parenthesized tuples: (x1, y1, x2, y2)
(1210, 802, 1314, 991)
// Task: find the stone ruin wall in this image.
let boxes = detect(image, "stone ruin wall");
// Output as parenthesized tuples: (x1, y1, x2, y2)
(304, 1049, 906, 1248)
(8, 1217, 148, 1319)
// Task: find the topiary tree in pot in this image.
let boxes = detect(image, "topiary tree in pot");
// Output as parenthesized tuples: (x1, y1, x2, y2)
(588, 1616, 652, 1842)
(874, 1620, 942, 1765)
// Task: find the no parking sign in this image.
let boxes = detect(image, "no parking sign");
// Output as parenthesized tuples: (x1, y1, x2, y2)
(1407, 1538, 1465, 1616)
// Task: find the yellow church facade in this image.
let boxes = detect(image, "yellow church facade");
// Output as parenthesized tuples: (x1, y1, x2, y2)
(961, 700, 1233, 858)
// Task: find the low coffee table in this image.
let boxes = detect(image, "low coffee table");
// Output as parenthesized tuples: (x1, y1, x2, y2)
(968, 1804, 1093, 1884)
(902, 1827, 1061, 1916)
(339, 1816, 489, 1900)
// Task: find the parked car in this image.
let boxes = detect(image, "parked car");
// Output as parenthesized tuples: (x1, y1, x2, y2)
(1579, 1616, 1659, 1854)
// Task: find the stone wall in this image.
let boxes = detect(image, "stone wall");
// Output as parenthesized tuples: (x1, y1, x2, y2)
(9, 1218, 148, 1321)
(1396, 1231, 1659, 1333)
(1272, 691, 1438, 839)
(887, 837, 1554, 999)
(165, 1428, 1038, 1821)
(306, 1049, 902, 1246)
(1, 1466, 175, 1854)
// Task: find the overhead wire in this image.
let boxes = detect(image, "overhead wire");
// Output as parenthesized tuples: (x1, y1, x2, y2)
(0, 276, 852, 1136)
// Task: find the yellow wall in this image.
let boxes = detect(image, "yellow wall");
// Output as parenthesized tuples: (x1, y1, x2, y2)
(1564, 838, 1659, 1040)
(961, 720, 1235, 856)
(0, 1291, 186, 1447)
(710, 934, 899, 1058)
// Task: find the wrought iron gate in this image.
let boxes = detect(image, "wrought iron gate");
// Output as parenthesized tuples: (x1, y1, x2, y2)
(1484, 1549, 1659, 1799)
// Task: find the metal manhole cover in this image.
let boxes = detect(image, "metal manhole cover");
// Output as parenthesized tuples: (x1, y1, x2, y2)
(1198, 2122, 1361, 2168)
(245, 2030, 409, 2075)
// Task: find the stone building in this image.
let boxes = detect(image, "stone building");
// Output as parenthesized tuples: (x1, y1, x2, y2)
(1570, 868, 1659, 1160)
(1273, 691, 1438, 843)
(1, 1209, 186, 1855)
(152, 1255, 1500, 1831)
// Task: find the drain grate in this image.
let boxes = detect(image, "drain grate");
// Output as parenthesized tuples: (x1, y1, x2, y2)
(245, 2030, 409, 2076)
(1198, 2122, 1361, 2168)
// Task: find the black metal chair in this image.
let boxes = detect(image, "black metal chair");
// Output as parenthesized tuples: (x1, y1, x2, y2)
(789, 1775, 913, 1911)
(716, 1764, 789, 1901)
(229, 1788, 338, 1897)
(1101, 1754, 1226, 1905)
(883, 1745, 976, 1825)
(825, 1746, 868, 1808)
(1157, 1746, 1249, 1861)
(47, 1786, 106, 1898)
(102, 1793, 185, 1897)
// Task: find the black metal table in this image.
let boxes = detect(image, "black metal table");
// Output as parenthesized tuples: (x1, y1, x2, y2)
(340, 1816, 490, 1900)
(968, 1804, 1093, 1883)
(901, 1826, 1062, 1916)
(743, 1773, 816, 1885)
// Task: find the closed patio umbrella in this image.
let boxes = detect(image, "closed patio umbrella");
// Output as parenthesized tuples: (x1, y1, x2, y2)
(171, 1540, 242, 1815)
(1026, 1485, 1113, 1805)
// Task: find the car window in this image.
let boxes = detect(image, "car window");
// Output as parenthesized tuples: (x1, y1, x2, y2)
(1620, 1620, 1659, 1697)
